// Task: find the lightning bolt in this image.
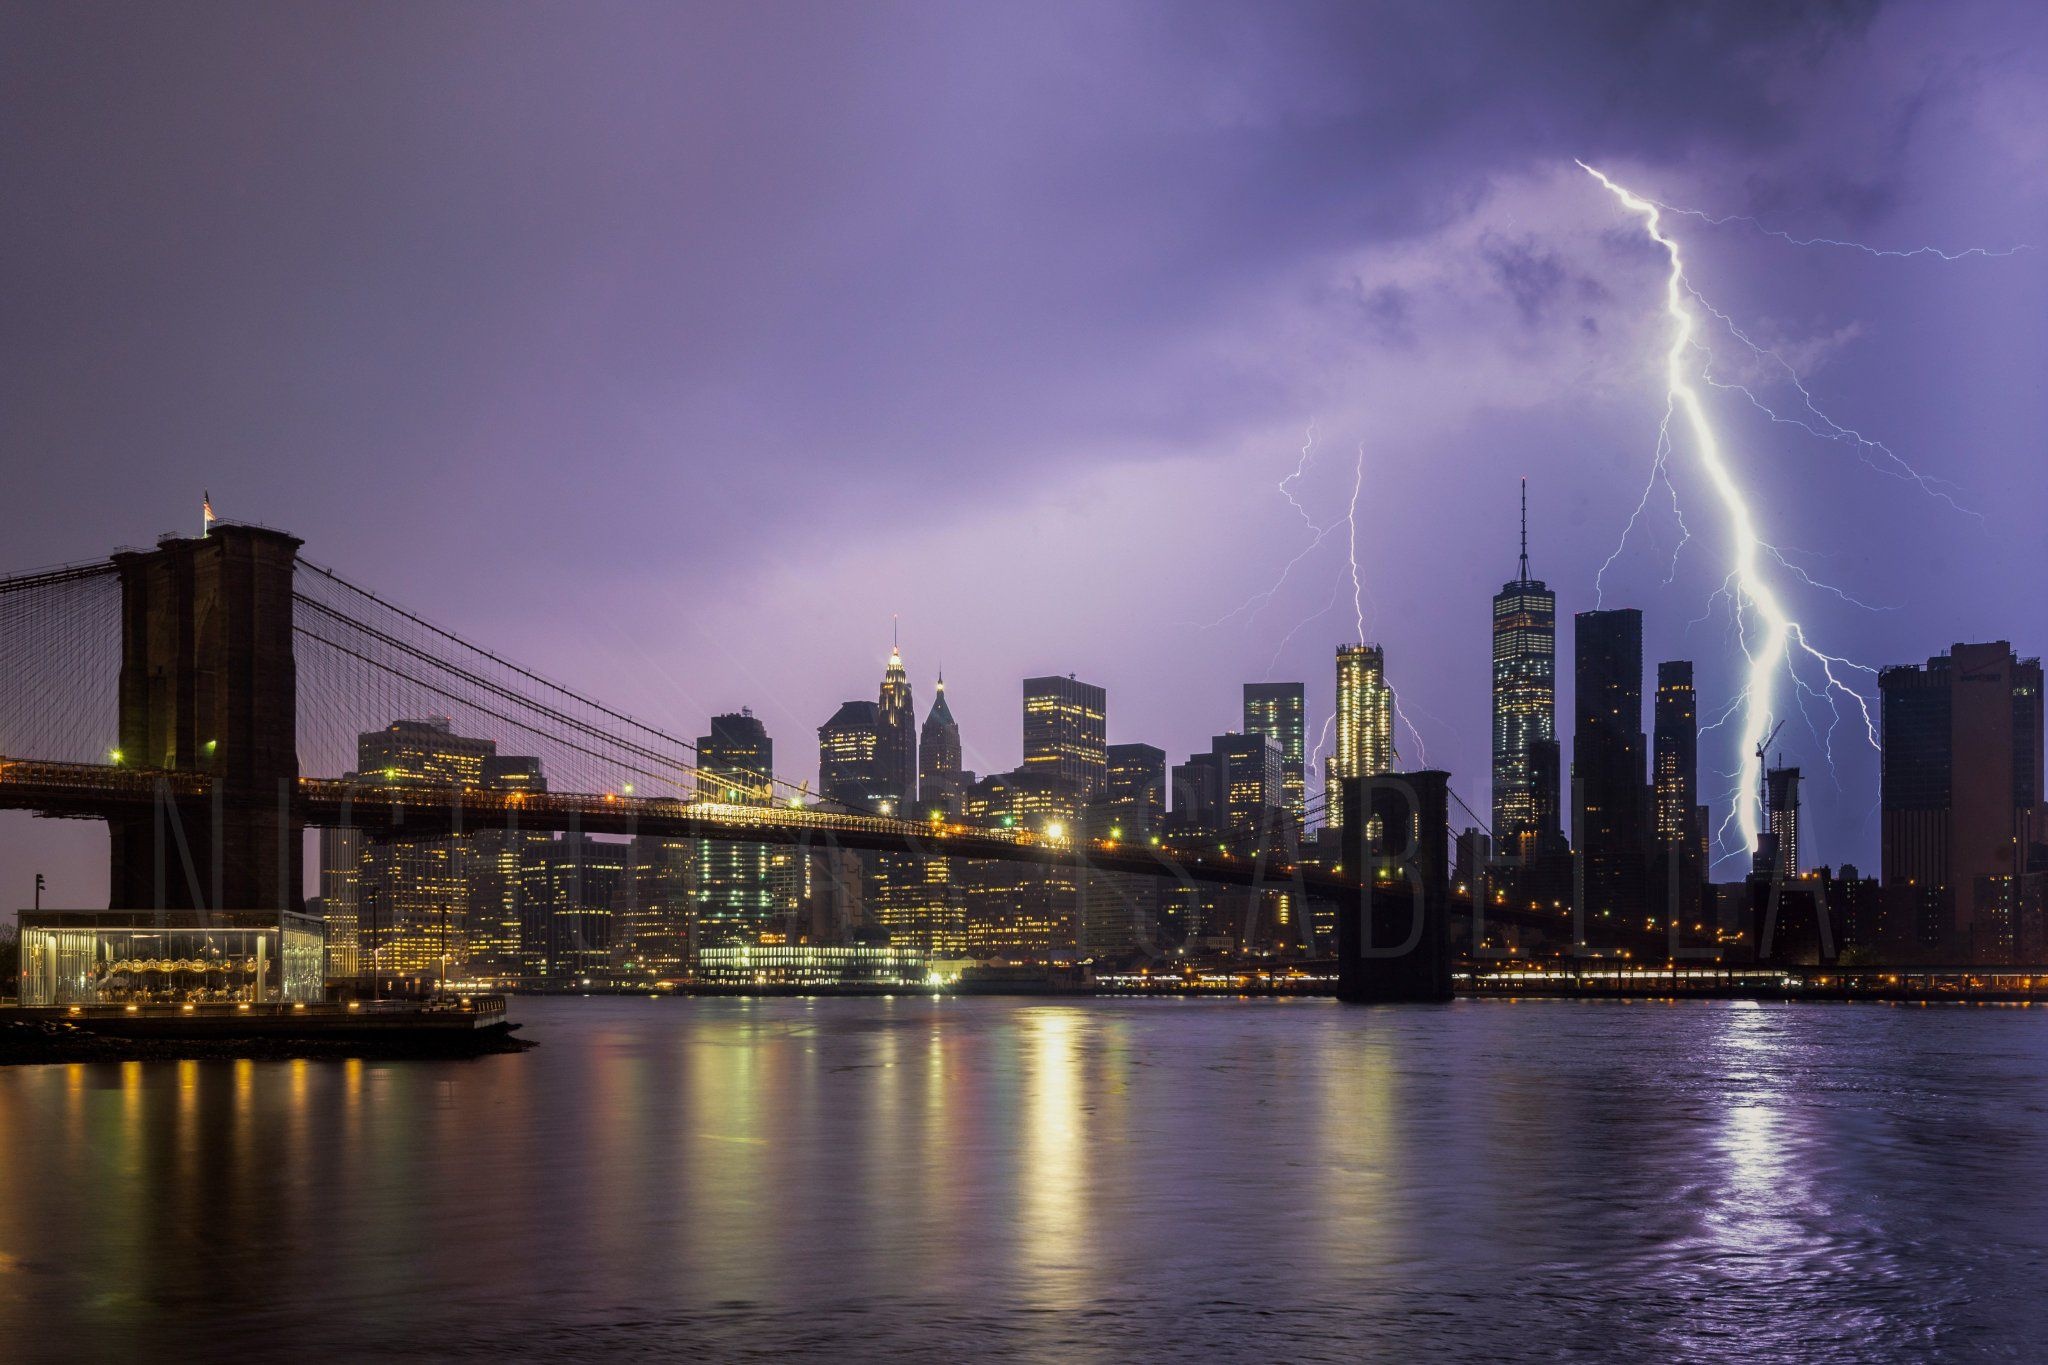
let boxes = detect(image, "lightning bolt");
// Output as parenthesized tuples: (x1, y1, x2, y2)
(1643, 193, 2028, 262)
(1580, 160, 1882, 861)
(1344, 440, 1366, 643)
(1201, 422, 1341, 631)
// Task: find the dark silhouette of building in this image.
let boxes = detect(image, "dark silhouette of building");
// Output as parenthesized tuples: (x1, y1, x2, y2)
(1880, 641, 2047, 960)
(876, 632, 917, 811)
(1765, 766, 1801, 882)
(1492, 479, 1558, 855)
(917, 672, 966, 814)
(1336, 770, 1453, 1003)
(698, 709, 774, 802)
(1023, 675, 1107, 799)
(1573, 609, 1650, 925)
(1242, 682, 1307, 831)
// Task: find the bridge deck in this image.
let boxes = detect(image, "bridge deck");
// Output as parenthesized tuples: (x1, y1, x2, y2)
(0, 758, 1665, 946)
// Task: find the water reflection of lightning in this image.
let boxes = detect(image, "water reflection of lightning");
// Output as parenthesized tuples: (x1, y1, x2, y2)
(1581, 161, 1884, 860)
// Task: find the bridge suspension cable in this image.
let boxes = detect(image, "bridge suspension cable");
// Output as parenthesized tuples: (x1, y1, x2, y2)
(292, 560, 813, 803)
(0, 559, 121, 767)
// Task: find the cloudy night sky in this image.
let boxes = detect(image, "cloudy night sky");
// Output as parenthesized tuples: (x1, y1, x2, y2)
(3, 0, 2044, 902)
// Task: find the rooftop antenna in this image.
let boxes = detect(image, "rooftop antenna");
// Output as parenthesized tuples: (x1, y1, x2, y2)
(1518, 477, 1529, 580)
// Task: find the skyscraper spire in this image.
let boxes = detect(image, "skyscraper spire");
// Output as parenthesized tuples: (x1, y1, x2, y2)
(1518, 477, 1529, 581)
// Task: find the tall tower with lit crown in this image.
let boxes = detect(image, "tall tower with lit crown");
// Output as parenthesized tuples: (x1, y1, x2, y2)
(1491, 478, 1558, 854)
(875, 621, 917, 813)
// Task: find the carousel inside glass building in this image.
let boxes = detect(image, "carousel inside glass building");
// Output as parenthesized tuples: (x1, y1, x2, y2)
(16, 911, 326, 1007)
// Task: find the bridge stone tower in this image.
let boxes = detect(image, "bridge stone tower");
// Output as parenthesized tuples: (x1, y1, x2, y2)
(1335, 769, 1453, 1003)
(107, 525, 303, 912)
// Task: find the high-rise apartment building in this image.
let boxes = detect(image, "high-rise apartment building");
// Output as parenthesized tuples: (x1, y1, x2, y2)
(1323, 643, 1392, 833)
(1243, 682, 1307, 830)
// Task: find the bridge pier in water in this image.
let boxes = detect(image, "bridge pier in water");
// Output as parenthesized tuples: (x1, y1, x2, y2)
(1335, 770, 1453, 1004)
(107, 525, 304, 912)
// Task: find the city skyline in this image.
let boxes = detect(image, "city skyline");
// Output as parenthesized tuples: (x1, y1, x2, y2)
(8, 8, 2048, 1359)
(4, 2, 2045, 906)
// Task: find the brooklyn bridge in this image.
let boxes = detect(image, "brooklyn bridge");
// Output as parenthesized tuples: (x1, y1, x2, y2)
(0, 522, 1656, 999)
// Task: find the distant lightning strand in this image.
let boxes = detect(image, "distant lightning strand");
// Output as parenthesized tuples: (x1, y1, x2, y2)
(1645, 194, 2028, 261)
(1581, 160, 1883, 858)
(1344, 441, 1366, 643)
(1200, 422, 1338, 631)
(1686, 290, 1981, 516)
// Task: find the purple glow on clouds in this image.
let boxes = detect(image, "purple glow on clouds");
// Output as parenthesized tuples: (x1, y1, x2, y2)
(3, 1, 2045, 900)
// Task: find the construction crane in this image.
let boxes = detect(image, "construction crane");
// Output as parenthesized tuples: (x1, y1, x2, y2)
(1755, 718, 1787, 849)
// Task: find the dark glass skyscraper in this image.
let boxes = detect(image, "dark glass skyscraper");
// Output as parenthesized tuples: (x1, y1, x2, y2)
(1879, 641, 2045, 958)
(1492, 480, 1557, 855)
(1243, 682, 1306, 830)
(697, 708, 774, 803)
(1573, 608, 1650, 920)
(1653, 660, 1705, 929)
(1652, 661, 1698, 852)
(917, 672, 965, 814)
(876, 633, 917, 812)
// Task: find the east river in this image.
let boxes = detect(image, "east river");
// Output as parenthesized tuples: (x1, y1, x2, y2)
(2, 996, 2045, 1361)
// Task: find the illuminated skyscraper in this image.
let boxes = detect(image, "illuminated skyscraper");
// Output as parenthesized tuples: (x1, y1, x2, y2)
(918, 672, 966, 814)
(876, 629, 917, 809)
(1653, 660, 1705, 930)
(693, 710, 797, 955)
(337, 717, 543, 981)
(1023, 675, 1107, 800)
(818, 700, 885, 811)
(1243, 682, 1307, 830)
(1491, 480, 1557, 853)
(1652, 661, 1698, 849)
(1323, 643, 1391, 833)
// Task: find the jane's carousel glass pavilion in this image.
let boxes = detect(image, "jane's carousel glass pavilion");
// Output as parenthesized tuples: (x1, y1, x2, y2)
(17, 911, 325, 1007)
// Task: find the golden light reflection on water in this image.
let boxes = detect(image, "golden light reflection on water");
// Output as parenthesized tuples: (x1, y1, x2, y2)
(0, 998, 2034, 1358)
(1020, 1007, 1086, 1304)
